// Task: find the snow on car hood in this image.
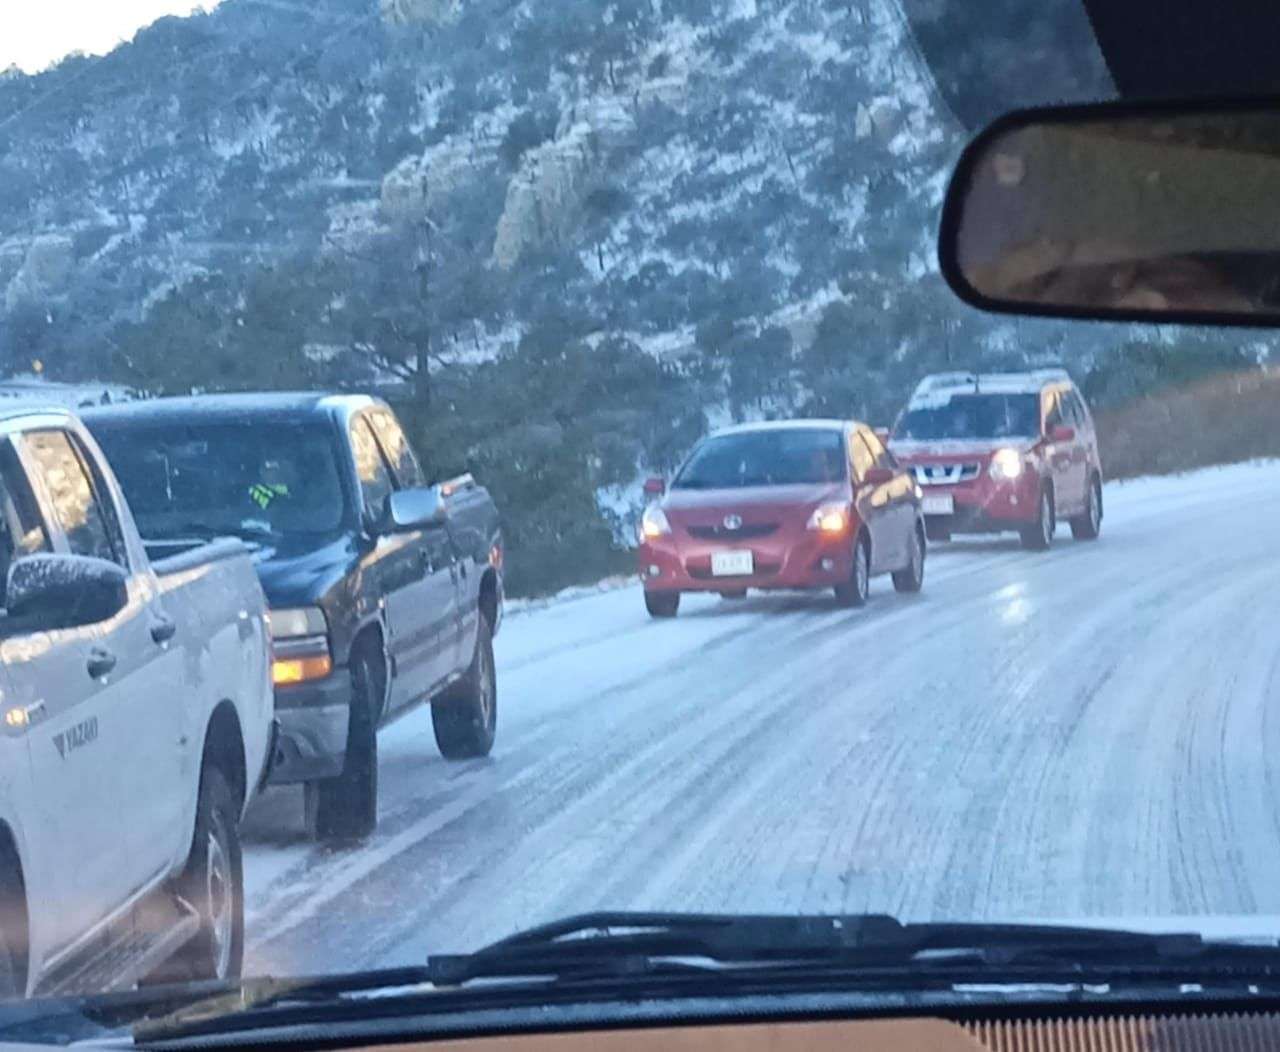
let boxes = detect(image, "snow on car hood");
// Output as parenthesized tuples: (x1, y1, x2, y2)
(890, 437, 1038, 461)
(663, 482, 847, 516)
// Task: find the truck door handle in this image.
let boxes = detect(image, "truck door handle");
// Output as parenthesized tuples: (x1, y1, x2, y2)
(87, 648, 117, 679)
(150, 617, 177, 644)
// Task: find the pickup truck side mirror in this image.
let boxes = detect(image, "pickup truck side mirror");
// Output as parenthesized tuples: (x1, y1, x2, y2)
(6, 554, 129, 630)
(383, 486, 448, 533)
(643, 477, 666, 497)
(1049, 425, 1076, 444)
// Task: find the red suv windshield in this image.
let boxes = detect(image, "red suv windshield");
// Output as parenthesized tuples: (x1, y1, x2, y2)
(894, 393, 1040, 441)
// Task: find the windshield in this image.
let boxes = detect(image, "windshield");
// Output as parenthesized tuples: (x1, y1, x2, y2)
(674, 430, 846, 489)
(91, 422, 348, 540)
(893, 393, 1041, 441)
(11, 0, 1280, 1038)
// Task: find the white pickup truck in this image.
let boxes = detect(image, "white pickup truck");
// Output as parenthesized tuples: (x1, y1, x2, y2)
(0, 407, 273, 998)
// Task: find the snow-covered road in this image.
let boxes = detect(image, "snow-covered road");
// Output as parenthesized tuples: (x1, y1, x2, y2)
(241, 460, 1280, 975)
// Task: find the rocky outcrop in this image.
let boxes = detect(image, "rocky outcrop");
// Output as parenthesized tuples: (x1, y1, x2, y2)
(4, 235, 74, 311)
(491, 122, 601, 270)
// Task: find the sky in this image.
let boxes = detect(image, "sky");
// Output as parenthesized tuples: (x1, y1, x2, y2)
(1, 1, 222, 74)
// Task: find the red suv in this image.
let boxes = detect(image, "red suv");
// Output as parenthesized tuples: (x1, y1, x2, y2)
(638, 420, 926, 618)
(888, 370, 1103, 550)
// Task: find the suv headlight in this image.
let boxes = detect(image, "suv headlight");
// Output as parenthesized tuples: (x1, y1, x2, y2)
(989, 448, 1025, 481)
(268, 606, 332, 686)
(640, 505, 671, 539)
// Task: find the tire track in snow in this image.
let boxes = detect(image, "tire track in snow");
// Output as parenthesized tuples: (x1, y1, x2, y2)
(243, 461, 1280, 974)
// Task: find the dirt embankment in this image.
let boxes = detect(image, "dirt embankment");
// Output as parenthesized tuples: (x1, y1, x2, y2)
(1097, 368, 1280, 480)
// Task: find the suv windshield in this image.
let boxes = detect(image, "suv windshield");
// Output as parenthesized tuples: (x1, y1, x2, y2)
(91, 422, 347, 539)
(893, 393, 1041, 441)
(674, 429, 846, 489)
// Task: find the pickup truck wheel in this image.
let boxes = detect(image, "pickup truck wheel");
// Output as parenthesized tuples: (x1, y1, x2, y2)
(892, 525, 925, 594)
(432, 616, 497, 760)
(151, 766, 243, 984)
(309, 652, 380, 844)
(0, 925, 17, 1000)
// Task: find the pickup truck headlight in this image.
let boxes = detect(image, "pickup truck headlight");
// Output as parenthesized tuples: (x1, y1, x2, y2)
(268, 607, 332, 686)
(989, 448, 1025, 481)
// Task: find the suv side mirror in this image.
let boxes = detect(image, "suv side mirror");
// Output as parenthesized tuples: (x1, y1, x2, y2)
(1049, 425, 1076, 443)
(384, 486, 447, 532)
(6, 554, 129, 630)
(862, 466, 896, 486)
(643, 477, 666, 497)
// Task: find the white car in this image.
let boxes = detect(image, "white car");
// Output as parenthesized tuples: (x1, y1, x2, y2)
(0, 408, 273, 997)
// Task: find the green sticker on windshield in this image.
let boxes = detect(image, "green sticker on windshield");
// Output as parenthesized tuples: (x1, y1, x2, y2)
(249, 482, 290, 509)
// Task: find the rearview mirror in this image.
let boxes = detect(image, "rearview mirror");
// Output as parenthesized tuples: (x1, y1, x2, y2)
(384, 486, 447, 532)
(940, 100, 1280, 326)
(862, 467, 895, 487)
(6, 554, 129, 630)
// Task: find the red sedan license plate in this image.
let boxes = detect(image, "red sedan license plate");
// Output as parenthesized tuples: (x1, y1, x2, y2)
(711, 550, 754, 576)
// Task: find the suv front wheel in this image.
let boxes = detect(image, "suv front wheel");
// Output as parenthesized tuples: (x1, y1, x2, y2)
(1071, 475, 1103, 540)
(1020, 488, 1054, 551)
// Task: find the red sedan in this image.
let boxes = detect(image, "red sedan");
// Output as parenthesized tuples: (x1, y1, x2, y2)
(637, 420, 926, 618)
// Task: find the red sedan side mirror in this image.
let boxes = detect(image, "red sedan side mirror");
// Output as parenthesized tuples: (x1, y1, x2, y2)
(1049, 425, 1076, 443)
(643, 477, 666, 496)
(873, 428, 891, 445)
(862, 466, 895, 486)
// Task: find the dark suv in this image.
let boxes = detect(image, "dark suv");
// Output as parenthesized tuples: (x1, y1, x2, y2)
(85, 393, 503, 844)
(888, 370, 1103, 550)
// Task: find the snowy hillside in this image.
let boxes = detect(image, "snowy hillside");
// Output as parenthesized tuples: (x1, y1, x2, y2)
(0, 0, 1252, 594)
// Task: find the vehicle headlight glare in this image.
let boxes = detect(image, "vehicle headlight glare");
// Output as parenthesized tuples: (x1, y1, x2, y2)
(641, 505, 671, 539)
(989, 448, 1024, 480)
(807, 504, 848, 534)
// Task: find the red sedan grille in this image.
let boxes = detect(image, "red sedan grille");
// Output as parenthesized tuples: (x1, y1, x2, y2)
(686, 523, 779, 540)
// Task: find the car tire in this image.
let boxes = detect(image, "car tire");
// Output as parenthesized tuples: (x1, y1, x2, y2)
(645, 591, 680, 618)
(149, 765, 243, 984)
(432, 615, 497, 760)
(1020, 488, 1054, 551)
(0, 923, 19, 1000)
(0, 873, 24, 1000)
(892, 525, 925, 594)
(719, 589, 747, 600)
(309, 649, 381, 844)
(834, 533, 871, 607)
(1070, 475, 1103, 540)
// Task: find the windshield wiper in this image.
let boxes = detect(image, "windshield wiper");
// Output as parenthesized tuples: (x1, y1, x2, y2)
(113, 912, 1280, 1043)
(422, 911, 1216, 984)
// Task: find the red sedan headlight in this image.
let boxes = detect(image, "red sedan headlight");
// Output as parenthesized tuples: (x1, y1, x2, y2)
(806, 503, 849, 534)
